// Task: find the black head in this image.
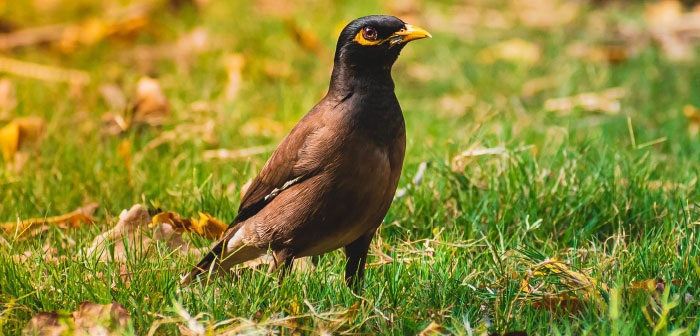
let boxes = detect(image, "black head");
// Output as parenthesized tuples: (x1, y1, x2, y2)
(334, 15, 431, 70)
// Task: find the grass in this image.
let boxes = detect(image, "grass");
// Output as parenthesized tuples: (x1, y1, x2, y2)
(1, 0, 700, 334)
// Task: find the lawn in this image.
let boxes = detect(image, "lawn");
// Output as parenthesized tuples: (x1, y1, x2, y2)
(1, 0, 699, 334)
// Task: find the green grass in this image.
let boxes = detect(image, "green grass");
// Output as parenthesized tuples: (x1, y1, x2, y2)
(2, 0, 700, 334)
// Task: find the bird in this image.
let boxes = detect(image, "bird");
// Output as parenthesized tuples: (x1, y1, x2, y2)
(182, 15, 430, 292)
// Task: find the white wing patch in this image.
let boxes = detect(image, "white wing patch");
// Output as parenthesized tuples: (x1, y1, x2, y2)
(264, 175, 305, 201)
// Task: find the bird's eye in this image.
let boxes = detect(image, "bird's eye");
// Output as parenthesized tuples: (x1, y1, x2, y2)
(362, 26, 378, 41)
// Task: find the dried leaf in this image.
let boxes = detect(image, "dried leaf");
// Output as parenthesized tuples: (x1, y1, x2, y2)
(0, 116, 45, 163)
(451, 145, 507, 173)
(566, 42, 631, 64)
(23, 302, 131, 336)
(85, 204, 153, 261)
(644, 0, 700, 60)
(513, 0, 579, 28)
(132, 76, 170, 127)
(203, 146, 271, 161)
(1, 203, 98, 239)
(99, 83, 127, 112)
(223, 54, 245, 102)
(0, 55, 89, 85)
(684, 104, 700, 137)
(418, 321, 446, 336)
(477, 39, 540, 65)
(544, 87, 626, 115)
(521, 258, 608, 314)
(0, 78, 16, 115)
(151, 211, 227, 239)
(117, 139, 132, 170)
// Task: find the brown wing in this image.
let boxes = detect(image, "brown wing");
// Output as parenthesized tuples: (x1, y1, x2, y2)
(232, 109, 323, 224)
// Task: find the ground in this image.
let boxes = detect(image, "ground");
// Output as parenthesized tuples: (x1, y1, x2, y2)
(1, 0, 699, 335)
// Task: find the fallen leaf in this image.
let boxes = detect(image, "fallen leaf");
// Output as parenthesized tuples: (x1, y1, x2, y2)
(99, 83, 127, 112)
(117, 139, 132, 170)
(544, 87, 626, 115)
(0, 55, 89, 85)
(418, 321, 446, 336)
(438, 93, 476, 117)
(202, 146, 271, 161)
(566, 42, 631, 64)
(684, 104, 700, 137)
(1, 202, 98, 239)
(644, 0, 700, 61)
(223, 54, 245, 102)
(0, 116, 45, 163)
(85, 204, 153, 261)
(520, 257, 608, 314)
(131, 76, 170, 127)
(451, 145, 507, 173)
(0, 78, 16, 116)
(151, 211, 228, 239)
(513, 0, 579, 28)
(477, 39, 541, 65)
(23, 302, 131, 336)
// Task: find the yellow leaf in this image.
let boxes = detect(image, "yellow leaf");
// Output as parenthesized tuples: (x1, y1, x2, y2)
(0, 116, 46, 163)
(117, 139, 132, 169)
(684, 104, 700, 137)
(151, 211, 227, 239)
(195, 212, 228, 239)
(1, 203, 98, 239)
(0, 120, 19, 162)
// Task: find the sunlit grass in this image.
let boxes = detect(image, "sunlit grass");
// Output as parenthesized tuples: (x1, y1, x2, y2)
(1, 0, 699, 334)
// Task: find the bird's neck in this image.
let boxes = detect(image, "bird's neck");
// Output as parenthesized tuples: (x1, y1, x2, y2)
(327, 63, 395, 98)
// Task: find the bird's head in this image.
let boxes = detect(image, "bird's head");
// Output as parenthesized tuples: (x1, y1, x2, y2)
(334, 15, 431, 70)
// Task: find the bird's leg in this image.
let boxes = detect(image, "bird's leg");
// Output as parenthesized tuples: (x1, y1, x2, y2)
(344, 231, 375, 294)
(271, 249, 295, 283)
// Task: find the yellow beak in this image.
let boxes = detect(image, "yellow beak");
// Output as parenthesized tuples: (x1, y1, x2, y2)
(389, 24, 432, 46)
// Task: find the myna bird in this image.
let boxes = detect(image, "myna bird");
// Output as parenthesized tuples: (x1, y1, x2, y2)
(182, 15, 430, 292)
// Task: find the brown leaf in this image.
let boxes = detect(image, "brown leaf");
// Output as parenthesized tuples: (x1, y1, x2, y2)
(418, 321, 446, 336)
(0, 56, 89, 85)
(99, 83, 127, 112)
(151, 211, 227, 239)
(566, 42, 631, 64)
(23, 302, 131, 336)
(85, 204, 152, 261)
(1, 203, 98, 239)
(544, 87, 626, 115)
(0, 78, 16, 116)
(132, 76, 170, 127)
(202, 146, 270, 161)
(516, 0, 578, 28)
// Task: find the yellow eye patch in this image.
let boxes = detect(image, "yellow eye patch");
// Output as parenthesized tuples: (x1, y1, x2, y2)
(352, 30, 386, 46)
